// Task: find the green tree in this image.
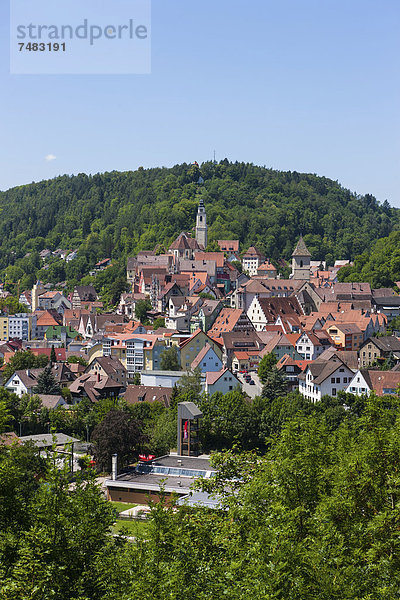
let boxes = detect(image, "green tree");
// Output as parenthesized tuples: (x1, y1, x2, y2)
(50, 345, 57, 364)
(152, 317, 165, 330)
(2, 351, 49, 384)
(148, 409, 177, 456)
(33, 366, 61, 395)
(61, 387, 72, 404)
(261, 367, 288, 400)
(67, 355, 88, 366)
(134, 299, 152, 324)
(200, 390, 256, 451)
(160, 346, 181, 371)
(0, 398, 12, 433)
(176, 368, 203, 402)
(258, 352, 278, 382)
(91, 409, 146, 472)
(0, 445, 117, 600)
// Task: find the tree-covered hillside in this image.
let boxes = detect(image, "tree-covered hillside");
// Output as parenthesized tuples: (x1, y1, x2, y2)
(338, 230, 400, 288)
(0, 161, 397, 291)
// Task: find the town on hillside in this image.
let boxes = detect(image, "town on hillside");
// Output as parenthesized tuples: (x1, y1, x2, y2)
(1, 196, 400, 437)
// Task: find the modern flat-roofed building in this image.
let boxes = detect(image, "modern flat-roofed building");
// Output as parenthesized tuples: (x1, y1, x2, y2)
(105, 453, 214, 504)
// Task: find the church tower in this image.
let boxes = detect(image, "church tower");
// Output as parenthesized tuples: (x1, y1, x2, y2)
(292, 236, 311, 280)
(195, 198, 208, 249)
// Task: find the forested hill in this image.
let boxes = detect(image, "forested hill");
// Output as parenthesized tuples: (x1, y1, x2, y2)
(0, 161, 397, 283)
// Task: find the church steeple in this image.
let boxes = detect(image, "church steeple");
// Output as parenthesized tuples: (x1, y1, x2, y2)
(195, 198, 208, 249)
(291, 236, 311, 280)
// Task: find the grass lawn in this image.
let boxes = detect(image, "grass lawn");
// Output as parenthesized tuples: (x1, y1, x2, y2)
(109, 501, 138, 514)
(112, 518, 150, 537)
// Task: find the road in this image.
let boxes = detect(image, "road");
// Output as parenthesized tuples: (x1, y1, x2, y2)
(237, 372, 263, 398)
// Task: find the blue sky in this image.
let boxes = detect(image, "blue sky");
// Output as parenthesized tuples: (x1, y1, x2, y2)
(1, 0, 399, 206)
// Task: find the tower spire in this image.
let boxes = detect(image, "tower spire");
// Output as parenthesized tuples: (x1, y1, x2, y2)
(195, 197, 208, 249)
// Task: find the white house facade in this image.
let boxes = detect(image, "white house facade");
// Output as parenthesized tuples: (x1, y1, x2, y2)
(298, 359, 354, 402)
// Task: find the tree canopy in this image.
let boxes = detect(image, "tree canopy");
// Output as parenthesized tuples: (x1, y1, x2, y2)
(91, 409, 147, 471)
(159, 346, 181, 371)
(338, 229, 400, 288)
(0, 162, 396, 297)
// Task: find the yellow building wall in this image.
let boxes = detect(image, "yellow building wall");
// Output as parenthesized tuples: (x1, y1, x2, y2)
(0, 317, 8, 341)
(87, 343, 104, 364)
(326, 326, 345, 348)
(180, 331, 223, 370)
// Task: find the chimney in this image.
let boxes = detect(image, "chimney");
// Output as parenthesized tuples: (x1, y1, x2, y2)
(111, 454, 118, 480)
(26, 369, 30, 377)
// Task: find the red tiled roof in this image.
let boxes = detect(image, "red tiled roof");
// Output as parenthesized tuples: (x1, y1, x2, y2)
(194, 252, 225, 268)
(209, 309, 247, 333)
(218, 240, 239, 252)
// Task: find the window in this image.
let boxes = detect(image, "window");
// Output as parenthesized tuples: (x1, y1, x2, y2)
(331, 377, 335, 383)
(332, 388, 337, 396)
(336, 377, 340, 383)
(339, 368, 344, 372)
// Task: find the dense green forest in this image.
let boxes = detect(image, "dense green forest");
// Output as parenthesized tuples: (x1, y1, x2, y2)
(338, 230, 400, 289)
(1, 392, 400, 599)
(0, 161, 397, 294)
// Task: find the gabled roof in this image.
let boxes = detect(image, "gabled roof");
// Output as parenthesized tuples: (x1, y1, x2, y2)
(299, 357, 351, 384)
(29, 347, 67, 361)
(276, 354, 311, 372)
(318, 348, 359, 370)
(359, 370, 400, 395)
(36, 310, 63, 327)
(206, 367, 237, 386)
(198, 299, 221, 316)
(89, 356, 126, 377)
(124, 385, 172, 408)
(191, 343, 218, 370)
(209, 308, 252, 334)
(180, 328, 220, 349)
(257, 297, 304, 323)
(292, 236, 311, 257)
(218, 240, 239, 252)
(257, 261, 277, 272)
(194, 252, 225, 268)
(243, 246, 264, 259)
(208, 330, 260, 351)
(327, 323, 363, 335)
(169, 232, 200, 251)
(38, 394, 65, 409)
(363, 336, 400, 353)
(69, 373, 124, 402)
